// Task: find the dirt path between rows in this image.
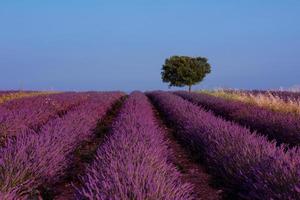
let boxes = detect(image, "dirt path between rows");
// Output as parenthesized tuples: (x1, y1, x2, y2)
(150, 102, 223, 200)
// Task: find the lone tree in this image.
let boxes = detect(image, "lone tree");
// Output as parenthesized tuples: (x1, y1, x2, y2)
(161, 55, 211, 92)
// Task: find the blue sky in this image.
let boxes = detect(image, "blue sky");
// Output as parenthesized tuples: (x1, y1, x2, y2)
(0, 0, 299, 91)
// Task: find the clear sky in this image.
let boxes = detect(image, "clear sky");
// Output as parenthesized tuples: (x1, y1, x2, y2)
(0, 0, 299, 91)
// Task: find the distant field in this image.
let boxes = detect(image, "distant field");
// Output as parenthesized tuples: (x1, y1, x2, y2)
(201, 89, 300, 115)
(0, 90, 57, 104)
(0, 90, 299, 199)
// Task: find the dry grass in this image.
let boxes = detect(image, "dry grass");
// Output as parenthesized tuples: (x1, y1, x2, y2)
(200, 90, 300, 116)
(0, 91, 58, 104)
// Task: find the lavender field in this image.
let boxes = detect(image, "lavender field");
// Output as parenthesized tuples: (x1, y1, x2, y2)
(0, 90, 299, 200)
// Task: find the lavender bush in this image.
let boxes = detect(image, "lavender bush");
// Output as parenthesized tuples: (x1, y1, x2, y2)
(76, 92, 193, 200)
(176, 91, 300, 147)
(0, 92, 123, 199)
(148, 91, 300, 200)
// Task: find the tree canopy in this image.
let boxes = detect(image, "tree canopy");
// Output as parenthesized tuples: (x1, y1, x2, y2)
(161, 56, 211, 91)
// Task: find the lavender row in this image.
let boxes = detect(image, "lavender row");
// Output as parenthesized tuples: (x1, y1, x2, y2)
(0, 92, 123, 199)
(176, 91, 300, 147)
(148, 91, 300, 200)
(0, 93, 89, 141)
(76, 92, 193, 200)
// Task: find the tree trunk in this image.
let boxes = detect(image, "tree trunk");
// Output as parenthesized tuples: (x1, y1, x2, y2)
(188, 85, 192, 92)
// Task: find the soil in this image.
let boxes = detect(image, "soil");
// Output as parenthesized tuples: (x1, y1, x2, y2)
(151, 101, 223, 200)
